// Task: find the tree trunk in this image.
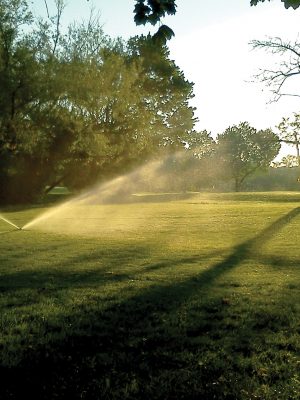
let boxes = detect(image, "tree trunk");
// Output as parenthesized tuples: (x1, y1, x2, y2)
(294, 132, 300, 166)
(44, 175, 68, 195)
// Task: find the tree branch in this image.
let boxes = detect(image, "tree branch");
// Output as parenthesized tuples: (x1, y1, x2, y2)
(251, 37, 300, 101)
(43, 0, 50, 18)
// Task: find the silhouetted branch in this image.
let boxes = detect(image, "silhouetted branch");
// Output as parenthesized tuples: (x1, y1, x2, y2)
(250, 37, 300, 101)
(43, 0, 50, 18)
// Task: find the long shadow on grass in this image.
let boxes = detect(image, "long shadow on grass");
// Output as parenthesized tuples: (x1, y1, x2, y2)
(1, 208, 300, 400)
(193, 206, 300, 282)
(216, 192, 300, 203)
(144, 206, 300, 276)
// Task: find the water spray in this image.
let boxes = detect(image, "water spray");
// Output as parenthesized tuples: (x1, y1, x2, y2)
(0, 215, 22, 230)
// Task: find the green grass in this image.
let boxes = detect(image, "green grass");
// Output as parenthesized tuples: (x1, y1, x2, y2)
(0, 192, 299, 399)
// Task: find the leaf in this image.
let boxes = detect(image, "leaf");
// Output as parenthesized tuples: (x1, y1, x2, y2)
(134, 3, 152, 25)
(152, 25, 175, 44)
(134, 0, 177, 26)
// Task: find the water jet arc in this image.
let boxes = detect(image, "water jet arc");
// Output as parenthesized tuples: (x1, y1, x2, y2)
(0, 215, 22, 230)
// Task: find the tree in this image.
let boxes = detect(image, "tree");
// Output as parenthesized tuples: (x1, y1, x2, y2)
(250, 37, 300, 101)
(0, 1, 196, 203)
(126, 35, 196, 149)
(277, 113, 300, 165)
(0, 0, 50, 203)
(216, 122, 280, 191)
(59, 33, 196, 190)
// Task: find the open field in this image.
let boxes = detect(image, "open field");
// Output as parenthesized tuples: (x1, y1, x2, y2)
(0, 192, 299, 399)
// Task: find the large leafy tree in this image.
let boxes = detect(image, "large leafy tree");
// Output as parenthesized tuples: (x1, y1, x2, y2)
(126, 35, 196, 146)
(0, 0, 196, 204)
(0, 0, 51, 203)
(57, 32, 196, 190)
(216, 122, 280, 191)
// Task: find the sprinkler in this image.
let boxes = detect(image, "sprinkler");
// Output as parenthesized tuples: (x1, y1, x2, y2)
(0, 215, 22, 230)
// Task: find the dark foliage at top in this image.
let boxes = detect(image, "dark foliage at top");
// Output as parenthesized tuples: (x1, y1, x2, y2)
(251, 0, 300, 9)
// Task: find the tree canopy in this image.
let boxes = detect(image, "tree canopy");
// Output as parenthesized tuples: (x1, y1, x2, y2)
(0, 0, 196, 204)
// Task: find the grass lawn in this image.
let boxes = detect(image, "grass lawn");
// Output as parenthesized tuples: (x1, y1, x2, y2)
(0, 192, 299, 399)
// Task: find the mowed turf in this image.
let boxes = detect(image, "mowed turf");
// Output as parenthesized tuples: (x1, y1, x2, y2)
(0, 192, 299, 399)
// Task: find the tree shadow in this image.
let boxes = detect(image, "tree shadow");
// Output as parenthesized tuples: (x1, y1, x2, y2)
(214, 192, 300, 203)
(1, 208, 300, 399)
(193, 206, 300, 283)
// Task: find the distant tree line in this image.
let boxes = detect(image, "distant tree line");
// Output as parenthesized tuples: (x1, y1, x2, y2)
(139, 149, 300, 194)
(139, 122, 280, 193)
(245, 166, 300, 192)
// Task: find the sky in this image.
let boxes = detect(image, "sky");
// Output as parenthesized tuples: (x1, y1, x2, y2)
(31, 0, 300, 158)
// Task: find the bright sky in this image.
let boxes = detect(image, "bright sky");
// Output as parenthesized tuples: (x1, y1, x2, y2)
(31, 0, 300, 157)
